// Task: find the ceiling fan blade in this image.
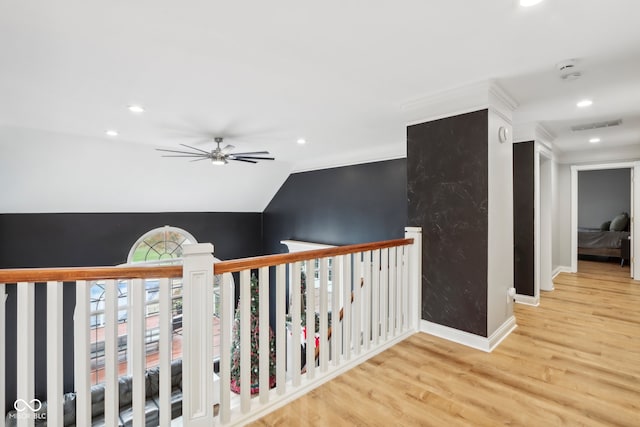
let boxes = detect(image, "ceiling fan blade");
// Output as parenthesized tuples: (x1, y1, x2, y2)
(179, 143, 212, 155)
(160, 154, 209, 158)
(222, 144, 235, 152)
(189, 157, 210, 162)
(156, 148, 207, 156)
(229, 151, 270, 156)
(233, 156, 275, 161)
(231, 158, 258, 164)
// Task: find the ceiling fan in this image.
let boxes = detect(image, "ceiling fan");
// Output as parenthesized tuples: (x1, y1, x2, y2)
(156, 137, 275, 165)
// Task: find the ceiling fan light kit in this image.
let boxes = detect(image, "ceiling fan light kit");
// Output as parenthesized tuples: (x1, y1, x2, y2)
(156, 137, 275, 166)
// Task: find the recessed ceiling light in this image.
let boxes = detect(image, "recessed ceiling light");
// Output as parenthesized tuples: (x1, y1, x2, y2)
(105, 130, 119, 137)
(297, 138, 306, 145)
(520, 0, 544, 7)
(577, 99, 593, 108)
(589, 137, 601, 144)
(128, 104, 145, 113)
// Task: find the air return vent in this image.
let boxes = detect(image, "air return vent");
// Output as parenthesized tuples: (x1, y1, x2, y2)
(571, 119, 622, 132)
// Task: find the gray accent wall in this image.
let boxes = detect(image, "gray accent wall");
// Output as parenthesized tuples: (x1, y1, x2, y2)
(262, 159, 408, 253)
(578, 169, 631, 228)
(407, 110, 488, 337)
(1, 212, 262, 414)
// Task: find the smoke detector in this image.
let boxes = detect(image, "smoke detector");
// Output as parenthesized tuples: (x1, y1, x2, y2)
(556, 59, 582, 81)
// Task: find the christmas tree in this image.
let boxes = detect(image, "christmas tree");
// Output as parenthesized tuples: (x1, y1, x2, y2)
(230, 274, 276, 394)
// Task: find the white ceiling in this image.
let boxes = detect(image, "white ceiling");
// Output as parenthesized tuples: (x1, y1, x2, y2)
(1, 1, 639, 212)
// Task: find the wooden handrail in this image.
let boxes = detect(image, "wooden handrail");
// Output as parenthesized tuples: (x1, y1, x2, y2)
(0, 237, 413, 283)
(214, 238, 413, 274)
(0, 265, 183, 283)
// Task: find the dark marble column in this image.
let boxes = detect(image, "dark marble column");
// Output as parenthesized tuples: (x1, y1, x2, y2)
(407, 109, 488, 337)
(513, 141, 535, 297)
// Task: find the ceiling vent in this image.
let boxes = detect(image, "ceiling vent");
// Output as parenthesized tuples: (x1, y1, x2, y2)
(571, 119, 623, 132)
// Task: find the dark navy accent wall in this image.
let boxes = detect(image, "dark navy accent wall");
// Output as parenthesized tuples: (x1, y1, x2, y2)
(1, 212, 262, 413)
(262, 159, 408, 254)
(513, 141, 535, 297)
(407, 110, 489, 337)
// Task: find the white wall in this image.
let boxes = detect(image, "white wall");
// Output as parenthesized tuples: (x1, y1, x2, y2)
(552, 161, 572, 270)
(487, 109, 514, 337)
(0, 126, 291, 213)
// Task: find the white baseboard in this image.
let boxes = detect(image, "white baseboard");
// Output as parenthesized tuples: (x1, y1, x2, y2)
(420, 316, 517, 353)
(514, 294, 539, 306)
(552, 266, 571, 279)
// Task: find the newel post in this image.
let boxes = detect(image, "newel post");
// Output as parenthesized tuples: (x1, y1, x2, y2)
(405, 227, 423, 331)
(182, 243, 215, 427)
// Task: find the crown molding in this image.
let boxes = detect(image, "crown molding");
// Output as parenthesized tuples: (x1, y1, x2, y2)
(513, 122, 556, 147)
(402, 80, 518, 126)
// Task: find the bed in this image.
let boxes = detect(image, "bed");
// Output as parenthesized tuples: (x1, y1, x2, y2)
(578, 212, 630, 259)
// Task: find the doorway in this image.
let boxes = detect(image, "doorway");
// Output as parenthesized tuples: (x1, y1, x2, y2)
(571, 162, 638, 279)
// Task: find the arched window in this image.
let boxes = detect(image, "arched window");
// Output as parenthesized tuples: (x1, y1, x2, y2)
(127, 226, 198, 264)
(89, 226, 198, 385)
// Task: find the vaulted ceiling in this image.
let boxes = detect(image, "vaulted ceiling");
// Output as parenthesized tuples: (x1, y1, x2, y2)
(2, 1, 639, 212)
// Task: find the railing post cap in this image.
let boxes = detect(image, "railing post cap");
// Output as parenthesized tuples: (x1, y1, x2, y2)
(183, 243, 214, 255)
(404, 227, 422, 234)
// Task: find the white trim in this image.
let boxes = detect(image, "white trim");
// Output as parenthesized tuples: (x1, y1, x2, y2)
(419, 316, 516, 353)
(571, 161, 637, 274)
(280, 240, 335, 253)
(513, 122, 556, 147)
(292, 153, 406, 174)
(552, 265, 572, 279)
(514, 294, 540, 306)
(403, 80, 517, 127)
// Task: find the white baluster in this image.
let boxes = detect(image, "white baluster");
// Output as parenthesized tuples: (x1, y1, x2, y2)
(372, 250, 380, 346)
(380, 248, 389, 341)
(130, 278, 146, 427)
(74, 281, 91, 427)
(363, 251, 371, 351)
(395, 248, 403, 336)
(258, 266, 270, 404)
(353, 253, 362, 355)
(239, 269, 251, 413)
(290, 262, 302, 387)
(158, 278, 172, 426)
(275, 264, 286, 395)
(16, 282, 35, 427)
(219, 272, 233, 424)
(388, 247, 397, 337)
(103, 279, 119, 427)
(0, 283, 5, 427)
(319, 258, 329, 372)
(342, 255, 351, 361)
(330, 257, 341, 367)
(402, 245, 410, 331)
(305, 259, 315, 380)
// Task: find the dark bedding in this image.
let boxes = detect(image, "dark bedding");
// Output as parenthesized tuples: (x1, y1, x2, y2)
(578, 228, 630, 249)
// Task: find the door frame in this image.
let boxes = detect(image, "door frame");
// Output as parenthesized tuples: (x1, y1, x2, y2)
(570, 161, 638, 279)
(535, 143, 554, 296)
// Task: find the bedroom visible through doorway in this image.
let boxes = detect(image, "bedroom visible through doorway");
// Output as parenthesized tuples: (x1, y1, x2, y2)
(573, 166, 633, 277)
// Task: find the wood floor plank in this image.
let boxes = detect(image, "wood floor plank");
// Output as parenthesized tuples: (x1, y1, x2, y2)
(251, 261, 639, 426)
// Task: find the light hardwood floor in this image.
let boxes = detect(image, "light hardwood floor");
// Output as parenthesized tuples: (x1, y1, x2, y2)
(251, 261, 639, 426)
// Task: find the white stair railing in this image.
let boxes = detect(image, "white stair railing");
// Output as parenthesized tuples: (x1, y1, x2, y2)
(0, 228, 422, 427)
